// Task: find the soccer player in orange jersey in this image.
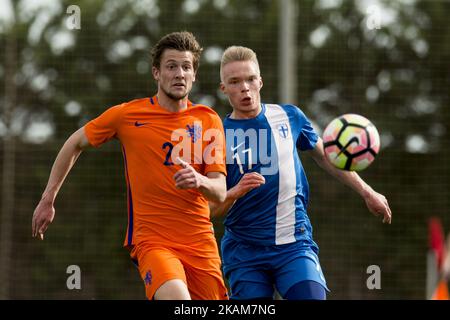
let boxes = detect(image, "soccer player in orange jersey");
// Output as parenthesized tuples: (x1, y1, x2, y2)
(31, 32, 228, 300)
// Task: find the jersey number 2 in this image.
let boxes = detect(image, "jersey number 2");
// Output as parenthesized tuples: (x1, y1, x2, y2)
(162, 142, 174, 166)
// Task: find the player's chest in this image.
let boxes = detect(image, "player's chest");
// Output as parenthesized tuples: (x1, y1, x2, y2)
(225, 122, 297, 173)
(225, 121, 297, 155)
(119, 113, 210, 166)
(120, 112, 205, 143)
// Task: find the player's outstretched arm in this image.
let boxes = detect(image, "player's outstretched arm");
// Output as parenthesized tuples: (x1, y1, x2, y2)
(307, 137, 392, 224)
(209, 172, 265, 217)
(32, 127, 92, 240)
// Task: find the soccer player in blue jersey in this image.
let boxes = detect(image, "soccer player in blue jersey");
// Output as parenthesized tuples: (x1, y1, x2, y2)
(209, 46, 392, 300)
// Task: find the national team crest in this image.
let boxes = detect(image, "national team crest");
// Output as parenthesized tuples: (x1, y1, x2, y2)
(186, 123, 202, 143)
(277, 123, 289, 139)
(144, 270, 152, 285)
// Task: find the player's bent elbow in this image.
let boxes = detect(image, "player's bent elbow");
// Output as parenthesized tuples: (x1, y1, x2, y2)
(200, 185, 226, 203)
(208, 201, 220, 217)
(204, 173, 227, 203)
(217, 189, 227, 203)
(208, 188, 226, 203)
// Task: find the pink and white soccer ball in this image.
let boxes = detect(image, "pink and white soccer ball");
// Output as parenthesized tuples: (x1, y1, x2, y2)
(322, 114, 381, 171)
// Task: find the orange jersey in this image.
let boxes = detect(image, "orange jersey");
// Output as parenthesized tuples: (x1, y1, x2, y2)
(84, 96, 226, 247)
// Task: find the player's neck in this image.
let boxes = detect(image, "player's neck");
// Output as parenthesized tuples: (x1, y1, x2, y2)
(230, 104, 262, 120)
(156, 92, 188, 112)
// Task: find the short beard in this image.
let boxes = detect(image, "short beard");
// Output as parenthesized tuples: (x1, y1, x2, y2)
(162, 86, 188, 101)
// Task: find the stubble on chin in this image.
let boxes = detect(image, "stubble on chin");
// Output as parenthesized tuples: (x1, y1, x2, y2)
(162, 87, 188, 101)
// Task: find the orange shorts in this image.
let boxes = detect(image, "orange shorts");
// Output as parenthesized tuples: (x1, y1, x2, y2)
(130, 237, 228, 300)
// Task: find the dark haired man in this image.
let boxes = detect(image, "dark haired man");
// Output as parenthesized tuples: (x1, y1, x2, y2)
(32, 32, 228, 300)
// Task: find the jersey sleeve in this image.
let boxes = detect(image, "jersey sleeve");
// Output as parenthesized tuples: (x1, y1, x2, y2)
(295, 107, 319, 151)
(84, 104, 124, 147)
(203, 113, 227, 176)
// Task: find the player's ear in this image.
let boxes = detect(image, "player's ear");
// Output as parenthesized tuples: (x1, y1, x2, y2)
(152, 66, 160, 81)
(219, 82, 226, 94)
(259, 77, 263, 90)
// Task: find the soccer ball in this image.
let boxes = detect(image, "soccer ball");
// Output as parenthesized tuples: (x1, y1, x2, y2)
(322, 114, 380, 171)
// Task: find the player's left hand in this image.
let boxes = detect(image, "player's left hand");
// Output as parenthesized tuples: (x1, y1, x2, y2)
(364, 190, 392, 224)
(228, 172, 265, 200)
(173, 157, 204, 189)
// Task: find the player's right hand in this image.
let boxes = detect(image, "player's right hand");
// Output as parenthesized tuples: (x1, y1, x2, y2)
(173, 157, 204, 190)
(32, 200, 55, 240)
(229, 172, 265, 200)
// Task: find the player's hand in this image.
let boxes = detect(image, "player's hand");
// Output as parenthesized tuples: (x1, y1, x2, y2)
(32, 199, 55, 240)
(363, 190, 392, 224)
(228, 172, 265, 200)
(173, 157, 204, 189)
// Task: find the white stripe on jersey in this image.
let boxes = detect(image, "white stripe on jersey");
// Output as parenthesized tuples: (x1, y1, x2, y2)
(264, 104, 297, 245)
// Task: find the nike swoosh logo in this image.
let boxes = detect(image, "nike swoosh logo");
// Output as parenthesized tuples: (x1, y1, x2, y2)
(231, 142, 245, 152)
(135, 121, 149, 127)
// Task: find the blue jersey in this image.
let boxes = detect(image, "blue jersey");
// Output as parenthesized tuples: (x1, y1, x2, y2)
(223, 103, 319, 246)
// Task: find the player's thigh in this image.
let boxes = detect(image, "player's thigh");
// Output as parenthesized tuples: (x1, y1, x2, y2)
(274, 255, 327, 298)
(284, 280, 327, 300)
(184, 262, 228, 300)
(221, 235, 273, 299)
(181, 240, 228, 300)
(227, 266, 274, 300)
(134, 246, 188, 300)
(154, 279, 190, 300)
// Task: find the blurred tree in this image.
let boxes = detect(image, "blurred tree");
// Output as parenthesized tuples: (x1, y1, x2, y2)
(0, 3, 17, 299)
